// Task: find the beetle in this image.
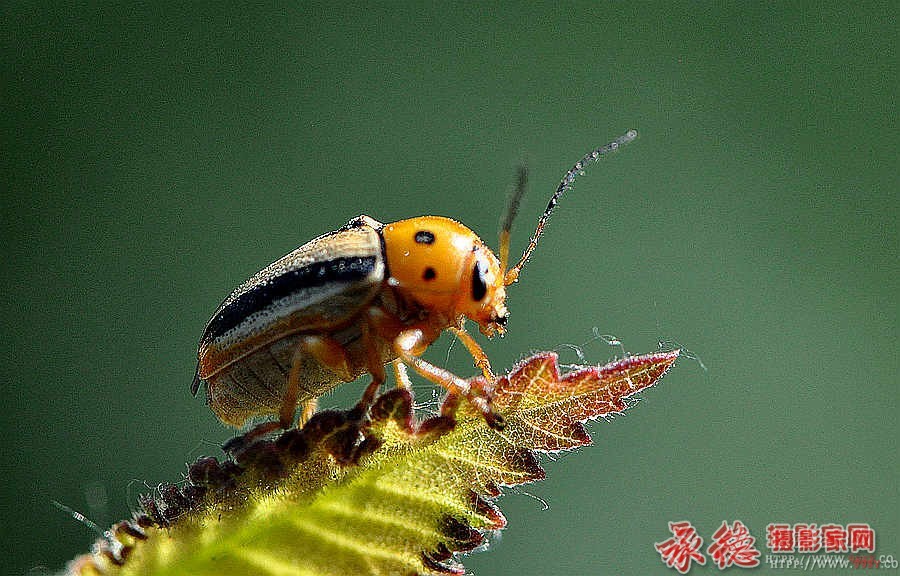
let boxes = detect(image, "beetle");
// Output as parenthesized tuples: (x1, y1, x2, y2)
(192, 130, 637, 433)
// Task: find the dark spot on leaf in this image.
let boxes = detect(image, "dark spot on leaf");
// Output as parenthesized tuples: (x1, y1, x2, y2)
(423, 267, 437, 281)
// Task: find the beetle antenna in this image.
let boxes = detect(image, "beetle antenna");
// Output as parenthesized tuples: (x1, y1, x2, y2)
(504, 129, 638, 286)
(499, 164, 528, 276)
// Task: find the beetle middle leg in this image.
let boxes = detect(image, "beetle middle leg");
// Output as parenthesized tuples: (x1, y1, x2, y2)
(363, 321, 388, 404)
(344, 319, 388, 420)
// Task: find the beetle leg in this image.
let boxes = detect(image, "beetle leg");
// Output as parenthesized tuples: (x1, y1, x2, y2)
(222, 420, 281, 454)
(393, 327, 505, 430)
(356, 319, 387, 412)
(391, 359, 412, 390)
(298, 397, 318, 427)
(448, 326, 494, 381)
(278, 344, 308, 428)
(279, 335, 354, 428)
(364, 306, 412, 393)
(299, 335, 353, 381)
(362, 305, 409, 394)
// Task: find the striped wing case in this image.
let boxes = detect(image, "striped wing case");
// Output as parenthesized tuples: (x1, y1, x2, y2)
(193, 218, 387, 426)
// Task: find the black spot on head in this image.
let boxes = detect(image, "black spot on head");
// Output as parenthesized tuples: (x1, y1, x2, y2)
(423, 267, 437, 281)
(414, 230, 435, 244)
(471, 261, 488, 301)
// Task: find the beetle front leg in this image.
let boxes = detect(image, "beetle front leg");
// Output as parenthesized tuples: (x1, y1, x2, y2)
(394, 328, 505, 430)
(391, 359, 412, 390)
(448, 326, 494, 381)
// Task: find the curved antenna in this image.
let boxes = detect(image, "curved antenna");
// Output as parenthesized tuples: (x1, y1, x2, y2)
(504, 129, 638, 286)
(498, 164, 528, 276)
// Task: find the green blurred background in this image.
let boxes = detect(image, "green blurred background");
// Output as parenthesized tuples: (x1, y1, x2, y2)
(2, 2, 896, 574)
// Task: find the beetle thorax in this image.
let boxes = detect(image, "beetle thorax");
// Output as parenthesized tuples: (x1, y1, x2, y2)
(382, 216, 509, 335)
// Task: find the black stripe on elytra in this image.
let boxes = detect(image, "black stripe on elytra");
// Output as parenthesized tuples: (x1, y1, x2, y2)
(202, 256, 378, 342)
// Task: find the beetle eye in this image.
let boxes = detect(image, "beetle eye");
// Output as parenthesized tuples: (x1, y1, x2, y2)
(471, 261, 488, 302)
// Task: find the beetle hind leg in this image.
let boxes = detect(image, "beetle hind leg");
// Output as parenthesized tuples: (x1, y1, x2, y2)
(297, 397, 318, 428)
(277, 335, 355, 428)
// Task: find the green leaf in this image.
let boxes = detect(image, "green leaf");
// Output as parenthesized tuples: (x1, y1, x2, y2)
(67, 349, 679, 576)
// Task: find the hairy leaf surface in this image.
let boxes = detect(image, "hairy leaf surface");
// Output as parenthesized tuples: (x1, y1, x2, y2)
(68, 350, 679, 576)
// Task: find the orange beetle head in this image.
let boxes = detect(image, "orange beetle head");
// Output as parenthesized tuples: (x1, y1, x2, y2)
(382, 216, 509, 336)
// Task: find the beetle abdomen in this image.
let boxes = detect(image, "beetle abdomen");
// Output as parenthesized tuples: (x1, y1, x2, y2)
(205, 320, 397, 427)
